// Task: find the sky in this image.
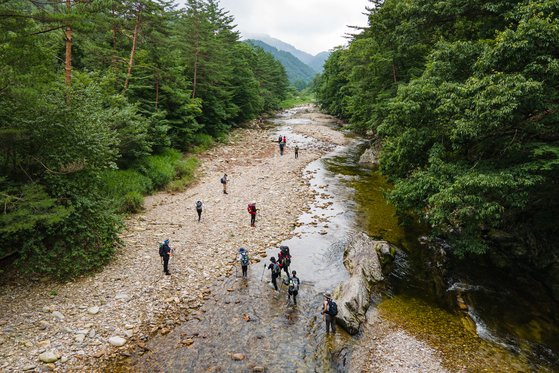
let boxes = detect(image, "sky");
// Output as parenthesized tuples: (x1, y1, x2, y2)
(218, 0, 371, 55)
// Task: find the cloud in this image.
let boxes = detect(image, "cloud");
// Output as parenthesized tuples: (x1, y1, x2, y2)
(217, 0, 370, 55)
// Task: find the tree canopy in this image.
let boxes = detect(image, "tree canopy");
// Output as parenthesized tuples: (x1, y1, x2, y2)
(0, 0, 288, 277)
(315, 0, 559, 294)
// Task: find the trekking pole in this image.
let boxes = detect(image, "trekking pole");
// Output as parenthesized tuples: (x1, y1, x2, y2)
(260, 263, 266, 282)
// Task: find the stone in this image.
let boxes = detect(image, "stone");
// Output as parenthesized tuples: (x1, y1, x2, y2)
(253, 366, 265, 372)
(52, 311, 65, 320)
(23, 365, 36, 371)
(60, 356, 68, 363)
(88, 329, 96, 338)
(333, 233, 386, 335)
(115, 293, 128, 300)
(108, 336, 126, 347)
(37, 340, 51, 348)
(38, 320, 50, 330)
(75, 334, 86, 344)
(39, 350, 60, 363)
(87, 306, 100, 315)
(358, 147, 378, 166)
(181, 338, 194, 346)
(232, 353, 245, 361)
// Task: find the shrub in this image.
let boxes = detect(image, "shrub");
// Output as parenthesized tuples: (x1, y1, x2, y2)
(191, 133, 215, 153)
(123, 191, 144, 213)
(175, 157, 199, 178)
(142, 154, 175, 189)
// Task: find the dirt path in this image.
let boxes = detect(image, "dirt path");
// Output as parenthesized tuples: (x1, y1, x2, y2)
(0, 106, 345, 372)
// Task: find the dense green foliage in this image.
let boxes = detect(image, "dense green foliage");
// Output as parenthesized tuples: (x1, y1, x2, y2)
(0, 0, 288, 277)
(315, 0, 559, 292)
(246, 39, 317, 86)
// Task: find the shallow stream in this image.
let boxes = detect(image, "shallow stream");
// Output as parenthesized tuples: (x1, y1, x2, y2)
(112, 107, 558, 372)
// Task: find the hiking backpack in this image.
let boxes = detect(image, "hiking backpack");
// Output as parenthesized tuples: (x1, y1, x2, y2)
(240, 252, 249, 266)
(272, 263, 281, 276)
(220, 177, 225, 184)
(196, 201, 203, 210)
(158, 243, 165, 257)
(289, 277, 300, 291)
(327, 299, 338, 316)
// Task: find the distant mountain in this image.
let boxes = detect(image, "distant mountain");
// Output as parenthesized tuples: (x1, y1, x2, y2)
(309, 51, 331, 73)
(245, 33, 330, 72)
(246, 39, 317, 85)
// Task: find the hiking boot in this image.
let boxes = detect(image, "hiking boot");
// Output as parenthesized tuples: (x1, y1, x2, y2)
(165, 272, 171, 276)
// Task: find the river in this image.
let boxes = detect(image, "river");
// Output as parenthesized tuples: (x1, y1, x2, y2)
(108, 106, 558, 372)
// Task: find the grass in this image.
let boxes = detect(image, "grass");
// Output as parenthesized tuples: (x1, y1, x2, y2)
(280, 92, 315, 109)
(102, 149, 200, 212)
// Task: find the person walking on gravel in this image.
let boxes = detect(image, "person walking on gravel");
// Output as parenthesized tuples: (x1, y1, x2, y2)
(195, 200, 203, 222)
(322, 292, 338, 333)
(295, 145, 299, 159)
(247, 202, 258, 227)
(158, 239, 172, 275)
(238, 248, 250, 278)
(221, 173, 228, 194)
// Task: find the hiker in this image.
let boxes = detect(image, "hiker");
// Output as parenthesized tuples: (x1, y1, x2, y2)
(159, 239, 172, 275)
(283, 136, 286, 145)
(195, 200, 203, 222)
(221, 173, 228, 194)
(239, 248, 250, 278)
(295, 145, 299, 159)
(278, 245, 291, 276)
(267, 257, 281, 291)
(322, 293, 338, 333)
(278, 135, 285, 156)
(247, 202, 258, 227)
(288, 270, 300, 305)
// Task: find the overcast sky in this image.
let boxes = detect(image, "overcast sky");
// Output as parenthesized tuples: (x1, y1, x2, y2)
(217, 0, 371, 55)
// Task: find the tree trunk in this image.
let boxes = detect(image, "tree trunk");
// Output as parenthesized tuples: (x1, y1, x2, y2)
(155, 75, 159, 110)
(192, 52, 198, 98)
(64, 0, 72, 86)
(123, 8, 141, 91)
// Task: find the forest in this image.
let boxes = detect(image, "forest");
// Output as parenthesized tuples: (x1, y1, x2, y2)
(0, 0, 289, 277)
(315, 0, 559, 299)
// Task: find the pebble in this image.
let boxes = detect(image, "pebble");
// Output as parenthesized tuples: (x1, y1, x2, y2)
(39, 350, 60, 363)
(75, 334, 86, 344)
(108, 336, 126, 347)
(60, 356, 68, 363)
(232, 353, 245, 361)
(87, 306, 100, 315)
(23, 365, 36, 371)
(253, 366, 265, 372)
(37, 340, 51, 348)
(52, 311, 64, 320)
(115, 293, 128, 300)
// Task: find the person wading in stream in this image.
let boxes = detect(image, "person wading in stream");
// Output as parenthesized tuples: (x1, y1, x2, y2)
(195, 200, 203, 222)
(322, 293, 338, 333)
(221, 173, 228, 194)
(238, 248, 250, 278)
(278, 245, 291, 276)
(247, 202, 258, 227)
(267, 257, 281, 291)
(288, 270, 300, 305)
(158, 239, 172, 275)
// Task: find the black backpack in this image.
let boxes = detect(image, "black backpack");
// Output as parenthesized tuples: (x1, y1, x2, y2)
(327, 299, 338, 316)
(196, 201, 203, 210)
(220, 177, 225, 184)
(159, 243, 165, 257)
(272, 263, 281, 276)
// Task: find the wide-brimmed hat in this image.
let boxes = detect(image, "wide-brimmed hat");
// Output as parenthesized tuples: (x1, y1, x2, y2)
(324, 292, 331, 299)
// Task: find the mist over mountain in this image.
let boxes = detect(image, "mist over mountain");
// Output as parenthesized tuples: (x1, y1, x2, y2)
(246, 39, 317, 85)
(244, 33, 330, 73)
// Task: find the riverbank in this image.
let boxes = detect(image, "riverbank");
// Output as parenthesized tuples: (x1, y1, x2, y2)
(0, 106, 341, 372)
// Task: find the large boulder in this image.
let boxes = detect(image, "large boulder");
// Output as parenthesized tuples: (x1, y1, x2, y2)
(358, 139, 382, 166)
(333, 233, 388, 335)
